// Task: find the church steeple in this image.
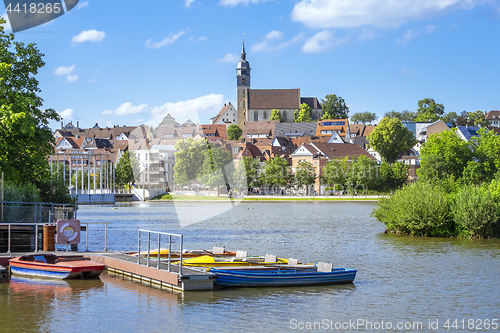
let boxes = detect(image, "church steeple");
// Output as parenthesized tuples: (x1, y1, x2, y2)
(236, 40, 250, 82)
(236, 40, 250, 129)
(241, 41, 247, 61)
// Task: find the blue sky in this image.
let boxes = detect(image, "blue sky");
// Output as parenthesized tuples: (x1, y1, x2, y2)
(2, 0, 500, 130)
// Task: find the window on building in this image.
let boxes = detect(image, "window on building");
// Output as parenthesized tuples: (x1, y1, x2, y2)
(254, 112, 258, 121)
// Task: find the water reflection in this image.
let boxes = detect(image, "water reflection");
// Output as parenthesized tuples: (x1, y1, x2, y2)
(1, 201, 499, 333)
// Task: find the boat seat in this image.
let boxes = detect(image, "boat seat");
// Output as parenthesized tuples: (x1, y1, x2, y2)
(235, 250, 247, 258)
(212, 246, 225, 254)
(317, 262, 333, 272)
(264, 254, 277, 263)
(33, 255, 47, 263)
(288, 258, 299, 266)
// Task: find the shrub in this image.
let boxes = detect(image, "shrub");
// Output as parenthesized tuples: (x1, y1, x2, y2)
(372, 182, 454, 236)
(2, 182, 40, 202)
(452, 185, 500, 238)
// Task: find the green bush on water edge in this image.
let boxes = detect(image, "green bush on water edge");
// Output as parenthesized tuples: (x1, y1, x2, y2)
(372, 179, 500, 238)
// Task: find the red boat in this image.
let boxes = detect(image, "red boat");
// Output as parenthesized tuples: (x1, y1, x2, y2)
(9, 254, 106, 279)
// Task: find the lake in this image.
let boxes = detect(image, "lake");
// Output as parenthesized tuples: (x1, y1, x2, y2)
(1, 201, 499, 332)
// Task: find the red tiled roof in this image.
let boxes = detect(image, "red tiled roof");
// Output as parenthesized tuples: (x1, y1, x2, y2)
(485, 110, 500, 120)
(241, 121, 278, 139)
(364, 125, 376, 137)
(248, 89, 300, 110)
(311, 142, 374, 160)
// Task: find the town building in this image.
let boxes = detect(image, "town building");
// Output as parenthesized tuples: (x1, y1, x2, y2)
(234, 42, 323, 129)
(485, 110, 500, 127)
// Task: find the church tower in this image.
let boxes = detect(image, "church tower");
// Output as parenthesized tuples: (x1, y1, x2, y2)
(236, 41, 250, 129)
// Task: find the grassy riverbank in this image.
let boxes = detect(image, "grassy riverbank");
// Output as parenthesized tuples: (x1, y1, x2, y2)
(151, 194, 383, 201)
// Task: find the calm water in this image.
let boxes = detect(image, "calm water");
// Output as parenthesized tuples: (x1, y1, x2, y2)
(1, 201, 499, 332)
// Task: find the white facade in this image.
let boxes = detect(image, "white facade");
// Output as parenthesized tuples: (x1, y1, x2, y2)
(132, 145, 176, 191)
(211, 104, 237, 125)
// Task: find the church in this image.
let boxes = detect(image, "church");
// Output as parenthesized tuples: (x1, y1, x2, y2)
(212, 42, 323, 128)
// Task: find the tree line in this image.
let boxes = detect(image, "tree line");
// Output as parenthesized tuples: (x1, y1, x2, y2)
(172, 138, 410, 195)
(373, 127, 500, 238)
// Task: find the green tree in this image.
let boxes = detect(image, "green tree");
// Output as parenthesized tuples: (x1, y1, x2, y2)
(173, 138, 207, 185)
(384, 110, 416, 122)
(349, 155, 381, 192)
(199, 144, 234, 192)
(351, 111, 376, 124)
(418, 129, 473, 182)
(456, 110, 489, 127)
(115, 151, 136, 189)
(294, 161, 316, 192)
(233, 156, 261, 192)
(379, 161, 409, 191)
(321, 156, 349, 189)
(227, 124, 242, 140)
(269, 109, 284, 122)
(442, 112, 459, 126)
(367, 117, 416, 163)
(261, 156, 291, 191)
(293, 103, 312, 122)
(415, 98, 445, 122)
(321, 94, 349, 119)
(0, 18, 60, 184)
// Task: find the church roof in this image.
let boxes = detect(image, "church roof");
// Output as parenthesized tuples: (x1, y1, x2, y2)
(248, 89, 301, 110)
(300, 97, 322, 110)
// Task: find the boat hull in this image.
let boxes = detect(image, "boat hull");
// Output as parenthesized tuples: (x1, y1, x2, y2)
(210, 268, 357, 287)
(9, 254, 106, 280)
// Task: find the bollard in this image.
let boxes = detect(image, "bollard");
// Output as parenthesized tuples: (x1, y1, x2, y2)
(43, 225, 55, 251)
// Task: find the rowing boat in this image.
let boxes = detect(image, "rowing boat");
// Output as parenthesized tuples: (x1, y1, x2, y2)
(209, 263, 356, 287)
(9, 254, 106, 280)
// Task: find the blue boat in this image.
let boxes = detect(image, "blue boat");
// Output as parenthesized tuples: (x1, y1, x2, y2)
(209, 265, 357, 288)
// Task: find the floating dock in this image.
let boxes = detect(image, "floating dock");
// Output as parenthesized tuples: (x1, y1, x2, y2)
(1, 252, 217, 291)
(88, 253, 216, 291)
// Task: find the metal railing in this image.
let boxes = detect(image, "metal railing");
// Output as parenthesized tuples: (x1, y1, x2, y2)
(0, 221, 110, 254)
(137, 229, 184, 276)
(0, 201, 77, 224)
(0, 223, 48, 254)
(83, 222, 110, 252)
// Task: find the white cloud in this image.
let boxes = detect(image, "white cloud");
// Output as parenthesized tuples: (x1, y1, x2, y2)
(302, 30, 349, 53)
(71, 30, 106, 44)
(291, 0, 484, 29)
(54, 65, 75, 76)
(146, 31, 186, 48)
(59, 109, 75, 121)
(77, 1, 89, 9)
(216, 53, 240, 63)
(66, 74, 78, 82)
(396, 29, 421, 45)
(251, 30, 304, 52)
(185, 0, 195, 8)
(188, 36, 208, 43)
(147, 94, 225, 126)
(218, 0, 273, 6)
(54, 65, 78, 82)
(103, 102, 149, 116)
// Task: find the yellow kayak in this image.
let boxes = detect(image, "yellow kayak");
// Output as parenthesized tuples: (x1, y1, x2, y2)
(127, 248, 237, 259)
(181, 255, 289, 267)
